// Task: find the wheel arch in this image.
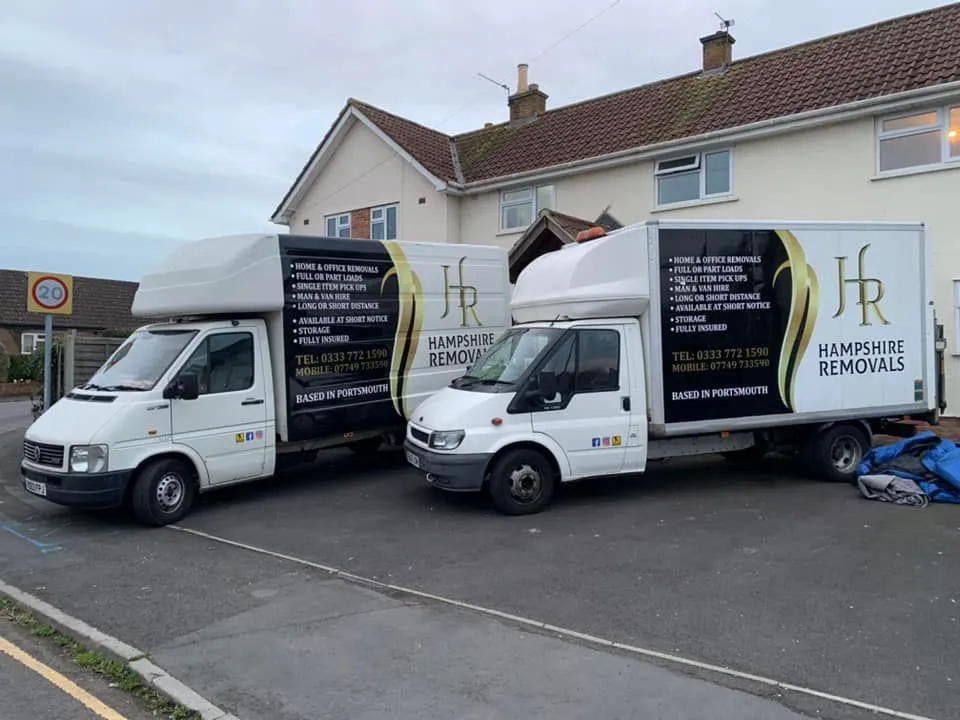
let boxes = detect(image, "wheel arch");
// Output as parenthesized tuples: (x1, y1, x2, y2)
(483, 441, 564, 486)
(123, 451, 203, 506)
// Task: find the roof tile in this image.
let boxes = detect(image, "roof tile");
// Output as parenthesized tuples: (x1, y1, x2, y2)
(347, 3, 960, 185)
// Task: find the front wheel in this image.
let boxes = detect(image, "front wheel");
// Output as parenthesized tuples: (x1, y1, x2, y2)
(487, 448, 556, 515)
(811, 424, 869, 483)
(130, 458, 196, 526)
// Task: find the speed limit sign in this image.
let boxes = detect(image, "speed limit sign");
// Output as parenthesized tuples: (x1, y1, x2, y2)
(26, 272, 74, 315)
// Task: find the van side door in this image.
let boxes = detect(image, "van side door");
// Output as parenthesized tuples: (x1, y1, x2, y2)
(530, 325, 631, 479)
(169, 326, 268, 485)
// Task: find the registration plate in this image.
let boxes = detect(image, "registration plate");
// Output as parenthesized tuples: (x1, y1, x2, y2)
(405, 451, 421, 469)
(24, 478, 47, 497)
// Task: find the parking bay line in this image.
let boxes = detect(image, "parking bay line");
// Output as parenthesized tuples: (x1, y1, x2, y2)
(0, 634, 128, 720)
(170, 524, 936, 720)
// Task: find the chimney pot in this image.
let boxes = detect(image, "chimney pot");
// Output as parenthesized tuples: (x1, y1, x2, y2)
(699, 30, 735, 72)
(508, 63, 547, 122)
(517, 63, 529, 93)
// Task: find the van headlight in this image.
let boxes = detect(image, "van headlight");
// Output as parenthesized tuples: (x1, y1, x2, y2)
(69, 445, 109, 473)
(429, 430, 465, 450)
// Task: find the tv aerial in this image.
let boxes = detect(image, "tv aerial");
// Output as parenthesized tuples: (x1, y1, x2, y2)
(714, 12, 735, 32)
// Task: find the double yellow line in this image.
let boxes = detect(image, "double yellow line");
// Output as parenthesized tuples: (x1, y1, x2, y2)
(0, 634, 127, 720)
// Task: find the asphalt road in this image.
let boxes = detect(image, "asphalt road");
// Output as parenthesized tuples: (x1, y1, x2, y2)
(1, 401, 957, 720)
(0, 615, 155, 720)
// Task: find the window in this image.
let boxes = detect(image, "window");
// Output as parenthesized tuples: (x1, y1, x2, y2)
(537, 329, 621, 405)
(20, 333, 45, 355)
(877, 105, 960, 172)
(655, 149, 732, 206)
(499, 184, 556, 232)
(370, 204, 398, 240)
(178, 332, 255, 395)
(324, 213, 351, 238)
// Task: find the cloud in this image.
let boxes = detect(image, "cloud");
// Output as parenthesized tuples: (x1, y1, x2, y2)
(0, 0, 945, 280)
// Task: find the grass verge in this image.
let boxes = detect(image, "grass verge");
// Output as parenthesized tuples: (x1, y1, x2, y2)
(0, 595, 200, 719)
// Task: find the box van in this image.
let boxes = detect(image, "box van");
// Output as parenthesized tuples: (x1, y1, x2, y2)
(21, 233, 510, 524)
(404, 219, 945, 514)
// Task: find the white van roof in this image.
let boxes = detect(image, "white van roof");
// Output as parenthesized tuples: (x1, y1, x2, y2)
(510, 224, 652, 323)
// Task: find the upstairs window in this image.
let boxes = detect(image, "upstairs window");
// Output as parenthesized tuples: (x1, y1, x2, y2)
(655, 149, 732, 207)
(499, 184, 556, 232)
(324, 213, 351, 238)
(370, 204, 398, 240)
(877, 106, 960, 173)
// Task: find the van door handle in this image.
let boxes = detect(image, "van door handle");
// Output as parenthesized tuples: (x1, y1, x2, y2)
(241, 398, 264, 406)
(621, 396, 631, 412)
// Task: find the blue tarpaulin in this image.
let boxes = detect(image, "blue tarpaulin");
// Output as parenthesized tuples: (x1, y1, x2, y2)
(856, 431, 960, 504)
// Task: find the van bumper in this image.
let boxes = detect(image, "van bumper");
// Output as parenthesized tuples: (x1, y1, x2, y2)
(402, 440, 490, 492)
(21, 464, 133, 509)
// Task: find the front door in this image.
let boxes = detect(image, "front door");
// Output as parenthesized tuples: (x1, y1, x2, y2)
(170, 328, 268, 485)
(531, 326, 631, 479)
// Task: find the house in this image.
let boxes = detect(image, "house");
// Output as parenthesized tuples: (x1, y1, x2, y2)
(270, 3, 960, 410)
(0, 270, 140, 357)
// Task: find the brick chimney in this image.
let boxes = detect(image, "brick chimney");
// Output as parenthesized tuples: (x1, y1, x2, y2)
(508, 63, 547, 121)
(700, 30, 735, 72)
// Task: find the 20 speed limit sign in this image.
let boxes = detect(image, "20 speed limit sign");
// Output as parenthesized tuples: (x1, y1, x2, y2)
(26, 272, 74, 316)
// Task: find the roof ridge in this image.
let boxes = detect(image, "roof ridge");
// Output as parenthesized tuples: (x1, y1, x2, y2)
(453, 2, 960, 140)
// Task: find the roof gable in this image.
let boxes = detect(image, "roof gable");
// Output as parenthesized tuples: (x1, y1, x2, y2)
(271, 102, 453, 224)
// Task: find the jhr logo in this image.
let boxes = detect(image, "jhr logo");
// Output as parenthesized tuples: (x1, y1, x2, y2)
(833, 243, 889, 326)
(441, 257, 481, 327)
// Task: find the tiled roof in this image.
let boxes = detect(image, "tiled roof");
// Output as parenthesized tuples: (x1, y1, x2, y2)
(345, 2, 960, 185)
(0, 270, 140, 331)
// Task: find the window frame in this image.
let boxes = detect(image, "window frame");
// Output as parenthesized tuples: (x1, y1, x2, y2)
(324, 213, 351, 238)
(654, 148, 733, 208)
(507, 328, 622, 414)
(875, 104, 960, 174)
(20, 332, 44, 355)
(177, 330, 256, 396)
(498, 184, 556, 233)
(370, 203, 398, 241)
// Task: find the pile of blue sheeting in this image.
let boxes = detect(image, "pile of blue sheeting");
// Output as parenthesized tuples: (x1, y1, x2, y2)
(856, 431, 960, 505)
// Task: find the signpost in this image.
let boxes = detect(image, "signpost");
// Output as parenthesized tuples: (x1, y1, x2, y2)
(26, 272, 74, 411)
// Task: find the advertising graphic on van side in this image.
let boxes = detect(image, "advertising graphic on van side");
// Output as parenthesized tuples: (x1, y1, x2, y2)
(658, 227, 923, 424)
(279, 237, 503, 442)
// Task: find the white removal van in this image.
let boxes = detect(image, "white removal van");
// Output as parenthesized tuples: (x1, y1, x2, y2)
(403, 219, 946, 515)
(20, 234, 510, 525)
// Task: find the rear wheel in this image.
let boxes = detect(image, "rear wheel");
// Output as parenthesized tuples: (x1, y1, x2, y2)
(130, 458, 196, 526)
(810, 424, 869, 483)
(487, 448, 556, 515)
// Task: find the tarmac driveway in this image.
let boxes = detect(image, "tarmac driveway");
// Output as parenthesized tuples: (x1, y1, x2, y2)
(1, 410, 957, 719)
(171, 448, 960, 720)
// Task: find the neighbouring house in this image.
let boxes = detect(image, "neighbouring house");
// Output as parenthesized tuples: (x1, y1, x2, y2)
(0, 270, 140, 358)
(270, 3, 960, 410)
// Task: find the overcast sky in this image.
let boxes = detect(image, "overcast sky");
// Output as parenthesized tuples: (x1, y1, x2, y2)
(0, 0, 947, 281)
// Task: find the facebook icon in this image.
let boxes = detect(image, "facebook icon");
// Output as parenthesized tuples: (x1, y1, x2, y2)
(591, 438, 601, 448)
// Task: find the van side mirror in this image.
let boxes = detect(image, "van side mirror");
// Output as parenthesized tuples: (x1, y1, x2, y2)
(164, 373, 200, 400)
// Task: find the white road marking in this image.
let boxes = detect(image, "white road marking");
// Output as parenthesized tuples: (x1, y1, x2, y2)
(170, 524, 937, 720)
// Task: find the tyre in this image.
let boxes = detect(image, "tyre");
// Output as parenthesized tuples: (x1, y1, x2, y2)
(487, 447, 556, 515)
(130, 458, 196, 526)
(347, 437, 382, 455)
(811, 424, 869, 483)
